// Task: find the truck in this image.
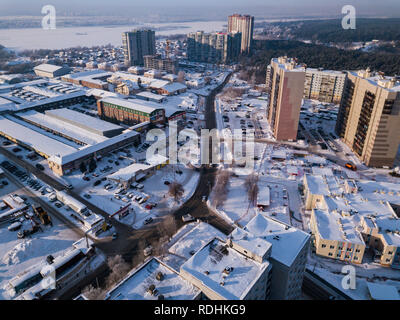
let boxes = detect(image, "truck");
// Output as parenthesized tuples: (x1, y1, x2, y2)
(32, 204, 52, 225)
(345, 162, 357, 171)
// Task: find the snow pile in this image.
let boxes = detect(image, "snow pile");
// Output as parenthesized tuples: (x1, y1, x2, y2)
(2, 240, 37, 266)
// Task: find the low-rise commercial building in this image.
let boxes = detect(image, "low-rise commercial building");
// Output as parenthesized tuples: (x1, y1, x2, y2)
(97, 97, 166, 126)
(34, 64, 71, 78)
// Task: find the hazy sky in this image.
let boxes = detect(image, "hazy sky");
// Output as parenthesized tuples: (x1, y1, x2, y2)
(1, 0, 400, 19)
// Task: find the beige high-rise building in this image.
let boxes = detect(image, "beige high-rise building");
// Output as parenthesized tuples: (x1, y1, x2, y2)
(304, 68, 347, 104)
(122, 29, 156, 66)
(228, 14, 254, 54)
(266, 57, 306, 141)
(336, 69, 400, 167)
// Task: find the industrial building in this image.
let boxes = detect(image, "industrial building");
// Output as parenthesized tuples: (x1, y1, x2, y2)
(0, 80, 88, 113)
(335, 69, 400, 167)
(97, 97, 166, 126)
(61, 69, 112, 89)
(47, 129, 140, 176)
(266, 57, 306, 141)
(33, 64, 71, 78)
(44, 108, 124, 137)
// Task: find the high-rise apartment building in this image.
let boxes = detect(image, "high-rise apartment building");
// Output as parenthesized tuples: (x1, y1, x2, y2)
(266, 57, 306, 141)
(122, 29, 156, 66)
(304, 68, 347, 104)
(186, 31, 241, 64)
(336, 69, 400, 167)
(228, 14, 254, 54)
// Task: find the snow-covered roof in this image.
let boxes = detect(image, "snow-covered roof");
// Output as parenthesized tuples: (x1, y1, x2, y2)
(0, 116, 77, 157)
(62, 69, 110, 80)
(105, 257, 200, 300)
(180, 238, 271, 300)
(257, 185, 270, 206)
(19, 110, 107, 145)
(230, 228, 272, 260)
(312, 167, 334, 176)
(161, 82, 187, 93)
(313, 209, 364, 245)
(34, 63, 65, 73)
(136, 91, 165, 102)
(146, 154, 169, 167)
(304, 174, 331, 196)
(45, 108, 123, 136)
(48, 130, 139, 165)
(244, 214, 310, 267)
(165, 222, 227, 270)
(108, 163, 151, 182)
(101, 97, 161, 114)
(367, 282, 400, 300)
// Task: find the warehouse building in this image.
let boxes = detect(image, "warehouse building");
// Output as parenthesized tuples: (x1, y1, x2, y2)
(34, 64, 71, 78)
(97, 97, 165, 126)
(44, 108, 124, 137)
(48, 129, 141, 176)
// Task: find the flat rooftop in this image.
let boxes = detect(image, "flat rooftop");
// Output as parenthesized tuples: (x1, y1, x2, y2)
(45, 108, 123, 136)
(164, 222, 226, 270)
(244, 214, 310, 267)
(313, 209, 364, 245)
(105, 258, 200, 300)
(180, 238, 270, 300)
(19, 110, 107, 145)
(101, 97, 161, 114)
(0, 116, 77, 157)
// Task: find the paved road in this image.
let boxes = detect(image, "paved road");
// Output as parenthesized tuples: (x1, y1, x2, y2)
(0, 73, 234, 299)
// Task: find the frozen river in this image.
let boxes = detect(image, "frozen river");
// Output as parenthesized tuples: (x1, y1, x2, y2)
(0, 20, 226, 51)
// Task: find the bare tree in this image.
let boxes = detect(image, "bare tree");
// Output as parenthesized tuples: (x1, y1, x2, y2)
(105, 255, 131, 289)
(213, 170, 230, 208)
(82, 255, 131, 300)
(244, 173, 259, 206)
(168, 181, 184, 203)
(177, 71, 186, 83)
(82, 284, 105, 300)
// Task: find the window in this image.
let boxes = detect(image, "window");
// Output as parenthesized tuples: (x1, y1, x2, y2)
(355, 249, 360, 253)
(354, 256, 358, 260)
(388, 251, 393, 255)
(328, 252, 333, 256)
(330, 245, 334, 249)
(321, 244, 326, 248)
(386, 258, 391, 263)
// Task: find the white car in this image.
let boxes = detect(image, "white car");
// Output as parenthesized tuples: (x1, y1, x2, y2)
(182, 214, 195, 222)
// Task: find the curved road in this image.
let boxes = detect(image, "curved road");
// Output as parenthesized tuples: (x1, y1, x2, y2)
(0, 72, 234, 298)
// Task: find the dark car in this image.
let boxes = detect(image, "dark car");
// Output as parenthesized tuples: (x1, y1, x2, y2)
(35, 163, 45, 171)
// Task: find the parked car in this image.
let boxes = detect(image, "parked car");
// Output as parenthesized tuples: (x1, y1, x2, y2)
(182, 214, 195, 222)
(144, 217, 153, 225)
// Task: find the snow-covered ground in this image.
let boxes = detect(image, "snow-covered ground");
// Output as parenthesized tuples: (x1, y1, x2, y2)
(82, 164, 199, 229)
(0, 173, 80, 299)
